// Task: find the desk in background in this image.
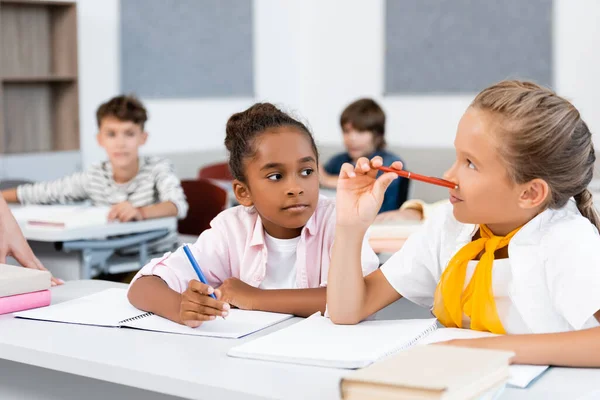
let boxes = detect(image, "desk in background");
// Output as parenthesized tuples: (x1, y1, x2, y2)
(10, 205, 177, 280)
(368, 220, 422, 263)
(1, 280, 598, 400)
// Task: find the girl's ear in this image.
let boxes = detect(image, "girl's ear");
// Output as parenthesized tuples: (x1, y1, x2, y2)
(518, 178, 550, 210)
(233, 180, 253, 207)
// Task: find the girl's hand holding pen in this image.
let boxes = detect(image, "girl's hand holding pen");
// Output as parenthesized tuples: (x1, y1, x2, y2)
(179, 280, 230, 328)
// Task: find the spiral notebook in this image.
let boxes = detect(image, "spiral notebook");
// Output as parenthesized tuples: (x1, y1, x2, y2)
(228, 313, 438, 368)
(15, 288, 293, 339)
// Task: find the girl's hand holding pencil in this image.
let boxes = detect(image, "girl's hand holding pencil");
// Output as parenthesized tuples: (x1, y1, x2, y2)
(336, 156, 402, 229)
(336, 156, 458, 230)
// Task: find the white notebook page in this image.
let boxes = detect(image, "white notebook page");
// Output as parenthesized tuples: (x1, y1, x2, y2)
(228, 313, 438, 369)
(15, 288, 145, 327)
(16, 288, 293, 338)
(123, 309, 294, 338)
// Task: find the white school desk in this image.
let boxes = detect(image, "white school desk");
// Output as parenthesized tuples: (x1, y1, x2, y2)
(9, 207, 177, 280)
(1, 281, 599, 400)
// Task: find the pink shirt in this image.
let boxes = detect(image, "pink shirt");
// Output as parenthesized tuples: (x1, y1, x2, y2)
(130, 197, 380, 293)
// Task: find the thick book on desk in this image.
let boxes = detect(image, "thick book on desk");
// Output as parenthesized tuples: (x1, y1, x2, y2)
(228, 313, 438, 369)
(15, 288, 293, 339)
(0, 264, 51, 297)
(419, 328, 549, 388)
(341, 345, 512, 400)
(228, 313, 548, 388)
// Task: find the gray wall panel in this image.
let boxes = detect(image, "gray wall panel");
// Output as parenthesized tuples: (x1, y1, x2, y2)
(385, 0, 553, 94)
(121, 0, 253, 98)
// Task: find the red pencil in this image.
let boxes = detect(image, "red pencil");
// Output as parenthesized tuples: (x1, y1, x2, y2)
(377, 166, 458, 189)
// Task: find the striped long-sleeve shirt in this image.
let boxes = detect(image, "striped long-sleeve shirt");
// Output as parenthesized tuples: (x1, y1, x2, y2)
(17, 156, 189, 219)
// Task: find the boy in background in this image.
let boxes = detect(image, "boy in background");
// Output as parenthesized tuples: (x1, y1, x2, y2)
(320, 98, 406, 212)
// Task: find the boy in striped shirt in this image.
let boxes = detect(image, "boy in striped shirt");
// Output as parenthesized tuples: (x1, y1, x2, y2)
(2, 95, 188, 222)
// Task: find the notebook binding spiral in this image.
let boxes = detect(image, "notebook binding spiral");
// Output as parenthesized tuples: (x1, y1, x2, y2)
(119, 312, 154, 325)
(379, 321, 439, 361)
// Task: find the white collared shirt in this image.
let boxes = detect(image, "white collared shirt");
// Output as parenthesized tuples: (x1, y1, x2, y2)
(380, 201, 600, 334)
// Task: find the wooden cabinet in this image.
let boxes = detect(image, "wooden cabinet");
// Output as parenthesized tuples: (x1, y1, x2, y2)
(0, 0, 79, 154)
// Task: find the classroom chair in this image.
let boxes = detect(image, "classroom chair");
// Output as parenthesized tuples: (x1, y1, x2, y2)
(198, 162, 233, 181)
(398, 176, 411, 208)
(0, 179, 32, 190)
(178, 179, 228, 237)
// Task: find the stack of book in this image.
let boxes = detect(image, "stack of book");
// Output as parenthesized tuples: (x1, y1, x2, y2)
(341, 345, 513, 400)
(0, 264, 51, 315)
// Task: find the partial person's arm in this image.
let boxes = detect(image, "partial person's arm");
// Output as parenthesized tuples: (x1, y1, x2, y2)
(128, 275, 183, 322)
(327, 157, 406, 324)
(5, 172, 89, 204)
(107, 201, 178, 222)
(0, 196, 62, 285)
(217, 277, 326, 317)
(127, 227, 231, 326)
(443, 311, 600, 367)
(128, 275, 229, 327)
(140, 201, 178, 219)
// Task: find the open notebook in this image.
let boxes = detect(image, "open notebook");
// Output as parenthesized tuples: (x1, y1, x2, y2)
(228, 313, 548, 388)
(15, 288, 293, 339)
(228, 313, 438, 369)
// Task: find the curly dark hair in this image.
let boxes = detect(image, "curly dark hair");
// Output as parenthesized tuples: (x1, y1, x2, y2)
(224, 103, 319, 182)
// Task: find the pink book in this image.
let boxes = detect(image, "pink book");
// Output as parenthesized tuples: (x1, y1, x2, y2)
(0, 290, 51, 315)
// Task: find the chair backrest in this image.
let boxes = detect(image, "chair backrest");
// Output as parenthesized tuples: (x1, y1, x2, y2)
(178, 179, 228, 236)
(0, 179, 33, 190)
(198, 162, 233, 181)
(397, 177, 411, 208)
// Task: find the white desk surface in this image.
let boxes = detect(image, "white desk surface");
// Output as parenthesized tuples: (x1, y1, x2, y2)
(13, 211, 176, 242)
(0, 281, 598, 400)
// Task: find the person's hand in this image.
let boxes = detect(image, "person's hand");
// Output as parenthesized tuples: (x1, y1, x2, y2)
(336, 156, 402, 229)
(374, 208, 423, 223)
(179, 280, 230, 328)
(0, 198, 63, 285)
(217, 277, 260, 310)
(108, 202, 143, 222)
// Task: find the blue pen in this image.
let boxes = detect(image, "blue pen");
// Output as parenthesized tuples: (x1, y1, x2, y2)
(183, 244, 217, 299)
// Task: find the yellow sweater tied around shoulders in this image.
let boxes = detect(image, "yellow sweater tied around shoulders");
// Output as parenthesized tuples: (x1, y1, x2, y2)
(433, 224, 521, 334)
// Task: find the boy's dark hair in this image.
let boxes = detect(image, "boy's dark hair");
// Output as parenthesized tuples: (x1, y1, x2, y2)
(340, 98, 386, 149)
(225, 103, 318, 183)
(96, 95, 148, 129)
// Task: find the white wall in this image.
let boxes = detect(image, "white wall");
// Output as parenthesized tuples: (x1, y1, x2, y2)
(71, 0, 600, 166)
(77, 0, 120, 167)
(554, 0, 600, 150)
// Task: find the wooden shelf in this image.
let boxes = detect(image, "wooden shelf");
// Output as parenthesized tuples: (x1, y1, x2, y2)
(0, 0, 74, 6)
(0, 0, 79, 154)
(2, 75, 76, 83)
